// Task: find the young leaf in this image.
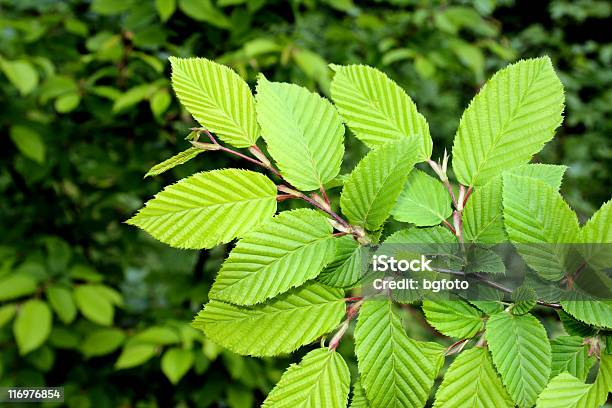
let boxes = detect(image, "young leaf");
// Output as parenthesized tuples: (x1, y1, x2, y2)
(433, 347, 513, 408)
(465, 247, 505, 274)
(391, 169, 452, 227)
(127, 169, 277, 249)
(0, 304, 17, 328)
(330, 64, 432, 160)
(145, 147, 203, 177)
(550, 336, 595, 381)
(486, 312, 552, 408)
(255, 76, 344, 191)
(74, 284, 114, 326)
(169, 57, 258, 148)
(161, 348, 194, 384)
(510, 285, 537, 315)
(463, 164, 567, 243)
(354, 300, 434, 408)
(535, 373, 591, 408)
(13, 300, 52, 355)
(210, 209, 336, 305)
(419, 341, 446, 378)
(341, 139, 418, 231)
(422, 300, 484, 338)
(81, 328, 125, 357)
(318, 235, 363, 288)
(193, 284, 345, 357)
(579, 199, 611, 271)
(502, 174, 579, 280)
(46, 285, 77, 324)
(349, 378, 369, 408)
(452, 57, 564, 186)
(262, 348, 350, 408)
(115, 344, 157, 369)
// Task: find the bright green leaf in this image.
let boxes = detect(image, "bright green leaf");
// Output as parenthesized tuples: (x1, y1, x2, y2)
(161, 348, 194, 384)
(349, 378, 369, 408)
(262, 348, 350, 407)
(341, 139, 418, 231)
(0, 58, 39, 95)
(255, 75, 344, 191)
(144, 147, 203, 177)
(0, 274, 37, 301)
(170, 57, 256, 147)
(82, 328, 125, 357)
(74, 284, 114, 326)
(155, 0, 176, 21)
(318, 235, 363, 288)
(46, 285, 77, 324)
(550, 336, 595, 381)
(131, 326, 181, 346)
(452, 57, 564, 186)
(178, 0, 231, 29)
(433, 347, 513, 408)
(503, 174, 579, 280)
(115, 344, 157, 369)
(193, 284, 345, 357)
(0, 304, 17, 328)
(536, 373, 591, 408)
(355, 300, 434, 407)
(392, 169, 452, 226)
(127, 169, 277, 249)
(13, 300, 52, 355)
(330, 64, 432, 160)
(210, 209, 336, 305)
(486, 312, 551, 408)
(422, 300, 484, 338)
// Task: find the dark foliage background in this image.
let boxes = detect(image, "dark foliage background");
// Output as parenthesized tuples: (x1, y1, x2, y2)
(0, 0, 610, 406)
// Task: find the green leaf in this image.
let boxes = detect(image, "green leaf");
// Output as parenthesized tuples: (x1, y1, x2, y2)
(161, 348, 194, 384)
(392, 170, 452, 227)
(580, 199, 611, 271)
(503, 174, 579, 280)
(573, 353, 612, 408)
(419, 341, 446, 378)
(46, 285, 77, 324)
(452, 57, 564, 186)
(422, 300, 484, 338)
(535, 373, 591, 408)
(178, 0, 231, 29)
(355, 300, 434, 407)
(0, 274, 37, 301)
(115, 344, 157, 369)
(508, 164, 567, 191)
(0, 304, 17, 328)
(349, 378, 370, 408)
(13, 300, 52, 355)
(55, 92, 80, 113)
(318, 235, 363, 288)
(463, 164, 567, 243)
(91, 0, 133, 14)
(550, 336, 595, 381)
(341, 139, 417, 231)
(0, 58, 39, 95)
(210, 209, 336, 305)
(112, 84, 154, 112)
(465, 247, 505, 274)
(510, 285, 537, 315)
(74, 284, 114, 326)
(149, 88, 171, 117)
(144, 147, 203, 177)
(262, 348, 350, 407)
(193, 284, 345, 357)
(81, 328, 126, 357)
(433, 347, 513, 408)
(255, 76, 344, 191)
(127, 169, 277, 249)
(10, 125, 45, 164)
(560, 292, 612, 329)
(155, 0, 176, 21)
(170, 57, 256, 147)
(330, 64, 432, 160)
(486, 312, 552, 408)
(557, 310, 598, 337)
